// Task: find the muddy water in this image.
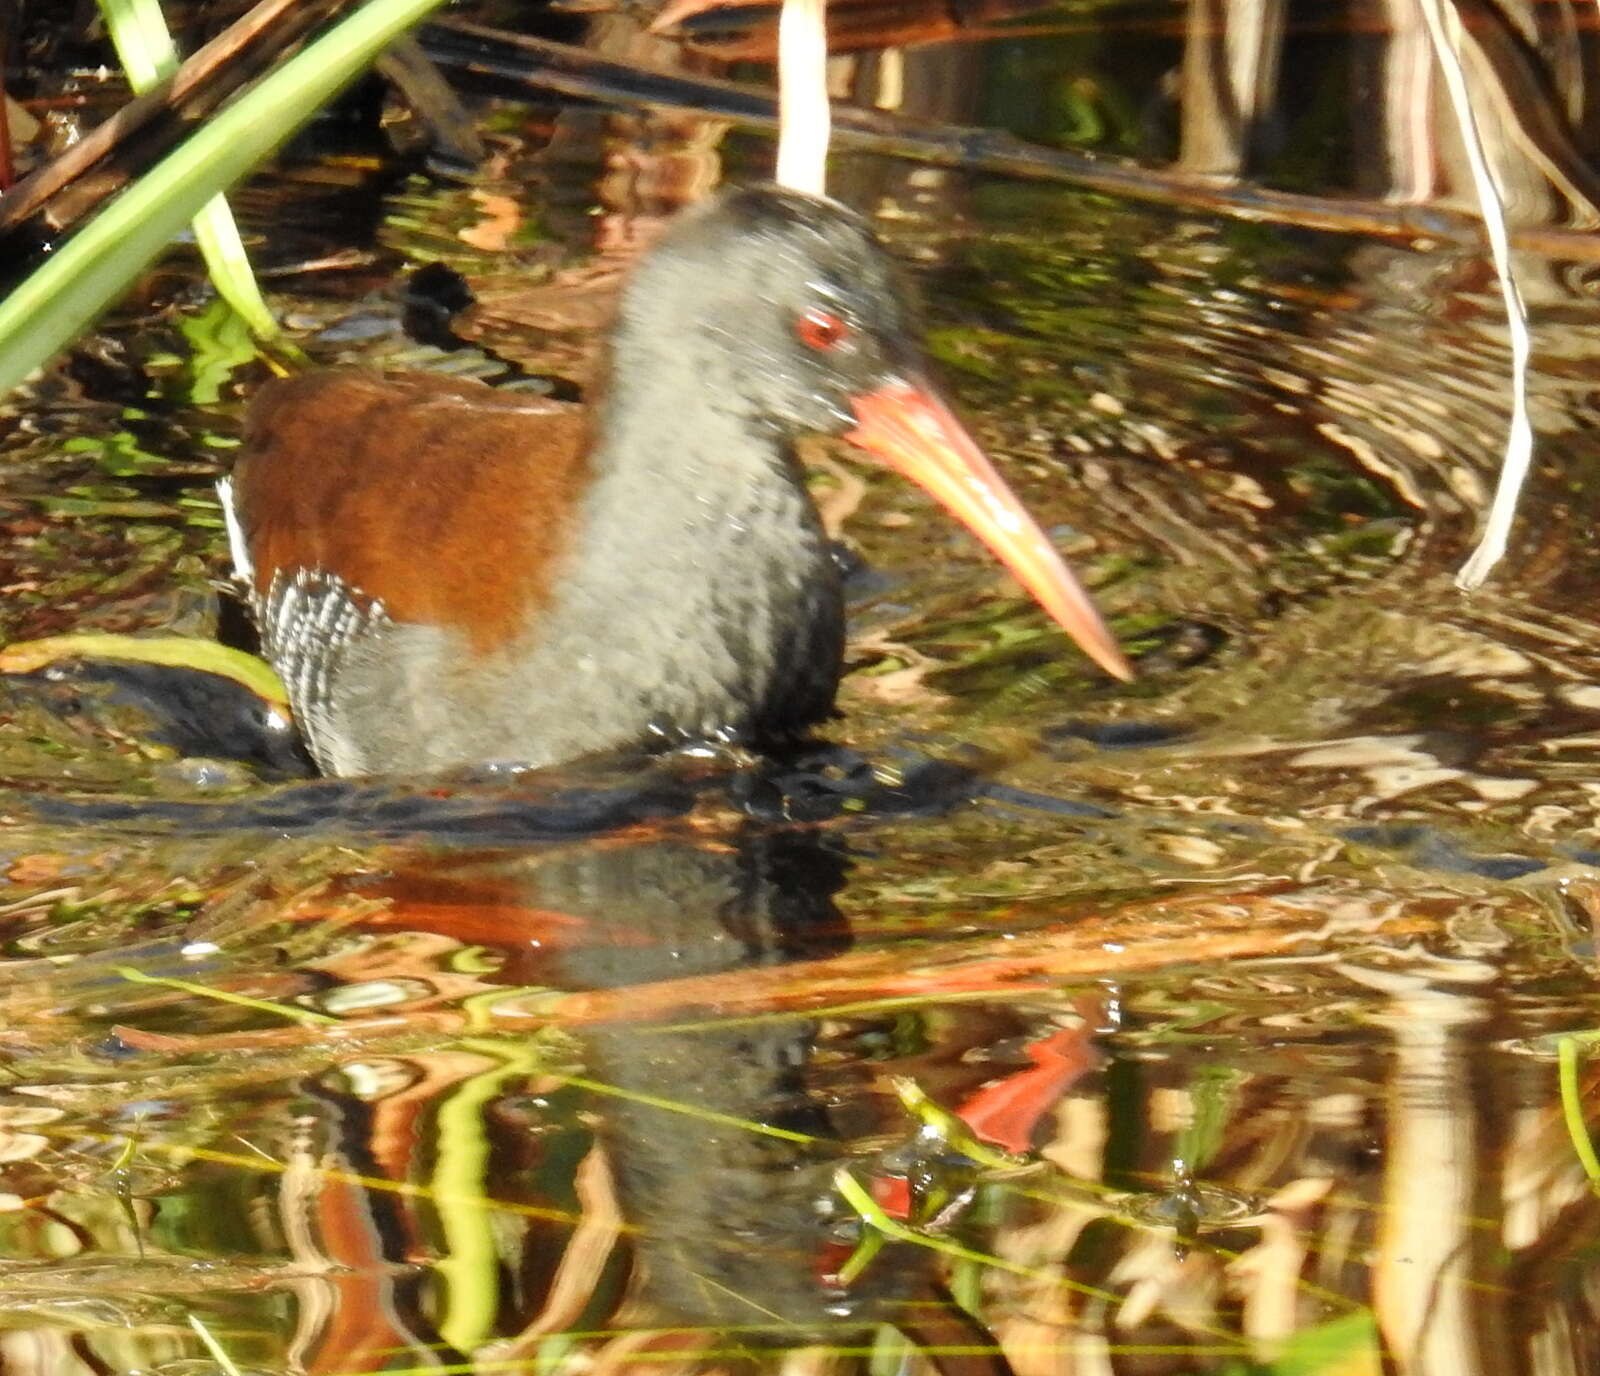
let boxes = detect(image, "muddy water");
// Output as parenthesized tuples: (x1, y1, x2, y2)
(3, 4, 1600, 1373)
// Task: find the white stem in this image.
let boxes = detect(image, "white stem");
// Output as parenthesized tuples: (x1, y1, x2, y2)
(774, 0, 830, 195)
(1416, 0, 1535, 591)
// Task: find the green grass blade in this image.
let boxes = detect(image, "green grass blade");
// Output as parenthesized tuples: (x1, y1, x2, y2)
(185, 195, 282, 340)
(0, 0, 453, 395)
(0, 632, 290, 706)
(1559, 1037, 1600, 1184)
(96, 0, 281, 340)
(101, 0, 175, 88)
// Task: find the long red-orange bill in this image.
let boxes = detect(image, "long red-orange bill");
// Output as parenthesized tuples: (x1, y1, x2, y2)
(844, 380, 1133, 682)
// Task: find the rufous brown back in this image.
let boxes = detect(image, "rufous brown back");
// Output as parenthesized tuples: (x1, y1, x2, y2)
(235, 371, 590, 655)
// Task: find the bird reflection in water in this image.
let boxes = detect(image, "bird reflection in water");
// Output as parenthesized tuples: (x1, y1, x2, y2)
(288, 821, 1017, 1375)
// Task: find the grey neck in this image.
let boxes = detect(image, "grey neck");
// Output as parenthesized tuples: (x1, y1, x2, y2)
(486, 353, 844, 763)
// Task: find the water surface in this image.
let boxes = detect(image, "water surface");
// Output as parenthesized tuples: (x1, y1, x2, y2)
(3, 4, 1600, 1373)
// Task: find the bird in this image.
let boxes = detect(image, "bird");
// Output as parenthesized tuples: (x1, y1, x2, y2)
(220, 184, 1130, 778)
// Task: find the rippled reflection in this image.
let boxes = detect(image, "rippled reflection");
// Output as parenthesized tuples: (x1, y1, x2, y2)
(0, 792, 1591, 1372)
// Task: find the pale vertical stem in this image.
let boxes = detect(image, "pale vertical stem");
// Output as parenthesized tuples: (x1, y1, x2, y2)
(1379, 0, 1436, 203)
(774, 0, 830, 195)
(1177, 0, 1285, 177)
(1415, 0, 1535, 590)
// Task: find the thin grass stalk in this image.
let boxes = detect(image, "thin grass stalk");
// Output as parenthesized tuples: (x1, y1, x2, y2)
(1558, 1038, 1600, 1184)
(97, 0, 280, 340)
(1415, 0, 1536, 591)
(0, 0, 452, 396)
(115, 964, 339, 1026)
(187, 1315, 246, 1376)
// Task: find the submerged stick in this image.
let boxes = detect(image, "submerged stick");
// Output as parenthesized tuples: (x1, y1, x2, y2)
(420, 17, 1600, 259)
(101, 886, 1443, 1057)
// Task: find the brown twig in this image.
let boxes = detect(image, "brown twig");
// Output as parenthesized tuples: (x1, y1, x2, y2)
(420, 17, 1600, 260)
(546, 888, 1438, 1024)
(0, 99, 14, 196)
(105, 885, 1444, 1058)
(0, 0, 354, 235)
(0, 34, 14, 195)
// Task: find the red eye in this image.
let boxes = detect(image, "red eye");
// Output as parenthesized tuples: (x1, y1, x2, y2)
(796, 308, 848, 351)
